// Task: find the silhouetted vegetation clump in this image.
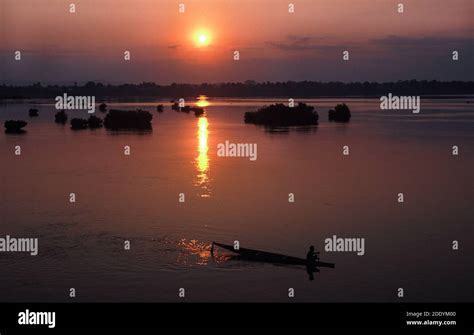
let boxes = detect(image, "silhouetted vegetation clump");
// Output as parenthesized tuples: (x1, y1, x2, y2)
(172, 103, 204, 115)
(171, 102, 181, 111)
(104, 109, 153, 130)
(172, 103, 190, 112)
(69, 115, 103, 130)
(244, 103, 318, 127)
(99, 103, 107, 112)
(70, 118, 89, 130)
(88, 115, 103, 129)
(157, 104, 164, 112)
(29, 108, 39, 117)
(5, 120, 28, 133)
(194, 107, 205, 117)
(54, 110, 68, 124)
(328, 103, 351, 122)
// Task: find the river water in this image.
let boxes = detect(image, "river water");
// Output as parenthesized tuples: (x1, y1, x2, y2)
(0, 97, 473, 302)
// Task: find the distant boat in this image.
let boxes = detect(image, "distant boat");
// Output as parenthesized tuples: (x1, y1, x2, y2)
(211, 242, 335, 268)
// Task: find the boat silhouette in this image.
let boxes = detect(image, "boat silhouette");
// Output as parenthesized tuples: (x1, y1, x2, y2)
(211, 242, 335, 268)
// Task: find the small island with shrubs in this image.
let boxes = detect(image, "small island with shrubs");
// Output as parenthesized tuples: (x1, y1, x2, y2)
(5, 120, 28, 133)
(171, 103, 205, 116)
(194, 107, 205, 117)
(104, 109, 153, 130)
(69, 109, 152, 130)
(55, 110, 68, 124)
(328, 103, 351, 122)
(88, 115, 103, 129)
(244, 102, 318, 127)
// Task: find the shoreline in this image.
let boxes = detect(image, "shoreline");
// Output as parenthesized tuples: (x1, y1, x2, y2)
(1, 95, 473, 104)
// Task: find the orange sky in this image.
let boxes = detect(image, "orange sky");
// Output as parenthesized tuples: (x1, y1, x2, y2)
(1, 0, 473, 83)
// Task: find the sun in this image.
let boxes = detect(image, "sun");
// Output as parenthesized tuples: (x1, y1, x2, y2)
(194, 30, 211, 47)
(198, 34, 208, 44)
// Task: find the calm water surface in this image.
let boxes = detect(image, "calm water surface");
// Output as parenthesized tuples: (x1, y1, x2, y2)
(0, 98, 473, 302)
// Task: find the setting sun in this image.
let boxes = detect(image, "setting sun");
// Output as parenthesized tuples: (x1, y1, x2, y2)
(194, 30, 211, 47)
(199, 34, 207, 44)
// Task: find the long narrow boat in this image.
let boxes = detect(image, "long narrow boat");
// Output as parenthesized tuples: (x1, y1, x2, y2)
(212, 242, 335, 268)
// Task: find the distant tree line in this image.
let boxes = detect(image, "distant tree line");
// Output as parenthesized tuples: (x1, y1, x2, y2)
(0, 80, 473, 99)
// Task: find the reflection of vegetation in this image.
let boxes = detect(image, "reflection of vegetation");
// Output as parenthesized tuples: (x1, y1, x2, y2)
(70, 115, 104, 130)
(29, 108, 39, 117)
(264, 125, 317, 135)
(54, 110, 68, 124)
(4, 120, 27, 133)
(70, 118, 89, 130)
(245, 103, 318, 126)
(88, 115, 103, 129)
(328, 103, 351, 122)
(104, 109, 153, 130)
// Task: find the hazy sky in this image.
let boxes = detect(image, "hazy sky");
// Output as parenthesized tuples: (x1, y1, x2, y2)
(1, 0, 473, 84)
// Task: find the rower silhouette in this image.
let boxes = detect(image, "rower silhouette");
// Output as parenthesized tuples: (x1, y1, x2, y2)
(306, 246, 317, 262)
(306, 246, 320, 281)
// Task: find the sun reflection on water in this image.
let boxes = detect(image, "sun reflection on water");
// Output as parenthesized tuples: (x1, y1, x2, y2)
(196, 95, 210, 108)
(177, 239, 231, 266)
(195, 116, 211, 197)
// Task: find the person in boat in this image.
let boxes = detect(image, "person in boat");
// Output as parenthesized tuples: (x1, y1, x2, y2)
(306, 246, 320, 281)
(306, 246, 319, 264)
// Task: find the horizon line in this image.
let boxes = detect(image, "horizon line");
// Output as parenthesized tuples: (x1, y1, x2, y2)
(2, 79, 474, 87)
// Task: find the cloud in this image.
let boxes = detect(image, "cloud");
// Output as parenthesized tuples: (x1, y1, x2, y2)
(167, 44, 181, 50)
(266, 35, 357, 52)
(268, 33, 473, 51)
(370, 35, 473, 48)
